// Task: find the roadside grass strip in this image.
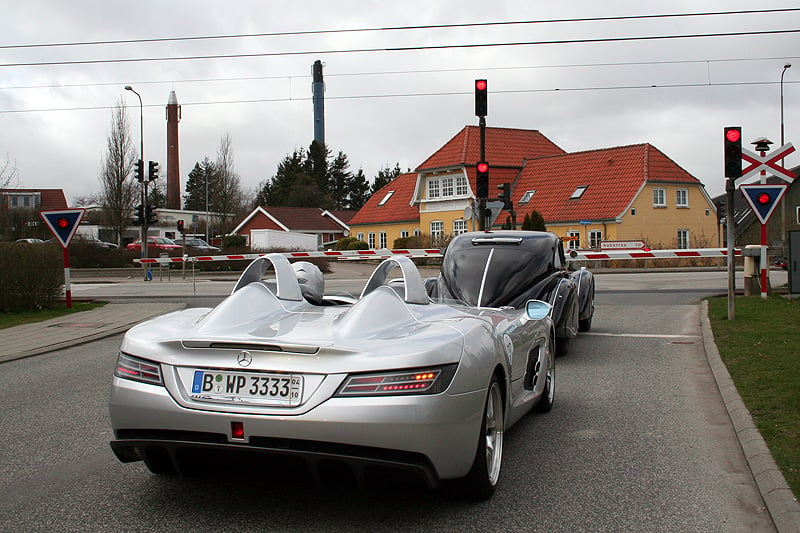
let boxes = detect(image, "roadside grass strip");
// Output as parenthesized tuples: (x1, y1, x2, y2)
(708, 295, 800, 498)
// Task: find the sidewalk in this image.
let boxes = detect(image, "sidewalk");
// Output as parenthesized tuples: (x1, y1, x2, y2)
(0, 302, 185, 363)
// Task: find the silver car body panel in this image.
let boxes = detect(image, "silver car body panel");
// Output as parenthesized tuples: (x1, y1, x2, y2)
(110, 254, 554, 483)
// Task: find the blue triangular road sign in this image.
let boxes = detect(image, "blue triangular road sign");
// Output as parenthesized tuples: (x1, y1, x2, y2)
(740, 184, 787, 225)
(40, 209, 85, 248)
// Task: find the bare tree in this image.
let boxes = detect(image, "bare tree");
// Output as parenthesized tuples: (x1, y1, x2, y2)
(99, 99, 138, 246)
(212, 133, 247, 234)
(0, 154, 20, 189)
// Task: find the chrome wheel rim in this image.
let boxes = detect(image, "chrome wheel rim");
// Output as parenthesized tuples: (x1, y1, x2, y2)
(485, 381, 504, 486)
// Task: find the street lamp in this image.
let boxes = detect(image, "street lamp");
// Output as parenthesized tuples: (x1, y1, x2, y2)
(781, 63, 791, 151)
(779, 64, 792, 255)
(125, 85, 149, 276)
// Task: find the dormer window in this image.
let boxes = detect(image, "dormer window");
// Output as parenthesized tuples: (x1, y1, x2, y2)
(378, 191, 394, 206)
(570, 186, 588, 200)
(519, 190, 535, 204)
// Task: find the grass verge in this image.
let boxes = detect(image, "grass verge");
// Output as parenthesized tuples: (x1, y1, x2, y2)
(707, 295, 799, 497)
(0, 301, 106, 330)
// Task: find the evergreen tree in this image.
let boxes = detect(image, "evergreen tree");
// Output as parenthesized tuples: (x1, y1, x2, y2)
(371, 163, 401, 194)
(345, 168, 370, 211)
(522, 209, 546, 231)
(183, 158, 216, 211)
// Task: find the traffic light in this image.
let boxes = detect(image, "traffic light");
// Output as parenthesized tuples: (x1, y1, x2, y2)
(133, 159, 144, 182)
(148, 160, 159, 181)
(145, 204, 157, 225)
(133, 204, 144, 225)
(177, 220, 184, 234)
(497, 182, 512, 210)
(724, 127, 742, 178)
(476, 161, 489, 198)
(475, 79, 487, 117)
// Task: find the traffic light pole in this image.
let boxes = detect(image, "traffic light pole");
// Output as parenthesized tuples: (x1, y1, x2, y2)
(478, 116, 487, 231)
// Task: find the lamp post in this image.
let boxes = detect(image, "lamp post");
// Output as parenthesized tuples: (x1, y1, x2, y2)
(780, 64, 792, 256)
(125, 85, 149, 277)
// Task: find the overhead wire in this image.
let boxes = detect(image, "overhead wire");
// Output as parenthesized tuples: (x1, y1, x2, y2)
(1, 7, 797, 50)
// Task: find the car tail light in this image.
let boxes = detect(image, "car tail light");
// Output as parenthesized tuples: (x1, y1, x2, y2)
(114, 352, 163, 386)
(335, 364, 457, 397)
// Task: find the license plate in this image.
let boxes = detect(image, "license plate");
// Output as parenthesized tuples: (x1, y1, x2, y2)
(191, 370, 303, 406)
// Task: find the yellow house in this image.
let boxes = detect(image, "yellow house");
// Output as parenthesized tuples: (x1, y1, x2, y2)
(513, 144, 718, 249)
(349, 127, 718, 251)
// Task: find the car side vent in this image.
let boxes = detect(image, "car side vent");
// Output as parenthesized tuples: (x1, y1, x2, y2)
(471, 237, 522, 246)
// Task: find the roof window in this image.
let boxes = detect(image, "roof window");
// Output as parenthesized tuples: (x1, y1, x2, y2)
(570, 186, 588, 200)
(519, 190, 535, 204)
(378, 191, 395, 206)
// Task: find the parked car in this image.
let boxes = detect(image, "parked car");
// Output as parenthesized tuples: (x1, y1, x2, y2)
(15, 238, 45, 244)
(173, 237, 221, 254)
(126, 237, 181, 252)
(431, 231, 595, 356)
(109, 252, 557, 499)
(74, 234, 119, 249)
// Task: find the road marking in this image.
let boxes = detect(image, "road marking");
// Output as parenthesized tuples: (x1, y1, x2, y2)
(583, 332, 700, 340)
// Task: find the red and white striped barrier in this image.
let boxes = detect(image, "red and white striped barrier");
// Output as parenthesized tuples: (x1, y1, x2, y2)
(133, 249, 444, 265)
(572, 248, 740, 261)
(133, 247, 741, 265)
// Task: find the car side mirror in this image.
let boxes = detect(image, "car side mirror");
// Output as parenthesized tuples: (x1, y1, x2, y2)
(526, 300, 551, 320)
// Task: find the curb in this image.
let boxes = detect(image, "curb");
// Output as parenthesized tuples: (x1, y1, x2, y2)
(700, 300, 800, 532)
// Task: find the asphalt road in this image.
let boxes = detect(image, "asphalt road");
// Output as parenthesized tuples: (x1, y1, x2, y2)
(0, 270, 783, 532)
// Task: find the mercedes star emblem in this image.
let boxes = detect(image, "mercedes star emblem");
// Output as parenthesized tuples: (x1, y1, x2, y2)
(237, 350, 253, 367)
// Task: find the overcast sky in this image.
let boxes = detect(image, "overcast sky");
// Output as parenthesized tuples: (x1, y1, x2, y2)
(1, 0, 799, 203)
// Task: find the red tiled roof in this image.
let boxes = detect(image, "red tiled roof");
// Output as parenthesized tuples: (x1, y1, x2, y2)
(232, 206, 354, 234)
(514, 144, 703, 223)
(417, 126, 565, 170)
(349, 173, 419, 226)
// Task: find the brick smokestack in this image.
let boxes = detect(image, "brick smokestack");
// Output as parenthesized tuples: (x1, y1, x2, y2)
(165, 90, 181, 210)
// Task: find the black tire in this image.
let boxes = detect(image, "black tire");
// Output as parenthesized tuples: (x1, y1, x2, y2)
(460, 377, 504, 500)
(532, 360, 555, 413)
(578, 315, 593, 332)
(555, 336, 570, 357)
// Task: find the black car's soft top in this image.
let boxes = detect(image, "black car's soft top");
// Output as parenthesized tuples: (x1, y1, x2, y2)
(438, 231, 566, 308)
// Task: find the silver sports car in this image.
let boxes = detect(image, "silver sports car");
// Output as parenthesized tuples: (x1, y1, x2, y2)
(110, 239, 559, 499)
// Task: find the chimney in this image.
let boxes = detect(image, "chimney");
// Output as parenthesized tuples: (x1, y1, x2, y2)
(312, 60, 325, 145)
(165, 90, 181, 210)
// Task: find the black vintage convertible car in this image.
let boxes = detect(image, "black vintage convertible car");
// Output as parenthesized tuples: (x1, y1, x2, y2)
(428, 231, 595, 356)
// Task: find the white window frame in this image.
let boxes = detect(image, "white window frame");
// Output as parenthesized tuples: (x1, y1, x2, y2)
(356, 232, 364, 242)
(441, 177, 454, 197)
(677, 229, 689, 249)
(456, 175, 469, 195)
(400, 230, 409, 238)
(519, 190, 536, 204)
(430, 220, 444, 240)
(379, 232, 387, 249)
(676, 188, 689, 208)
(653, 188, 666, 207)
(427, 179, 440, 199)
(368, 232, 375, 249)
(453, 219, 467, 235)
(589, 230, 602, 249)
(567, 230, 580, 250)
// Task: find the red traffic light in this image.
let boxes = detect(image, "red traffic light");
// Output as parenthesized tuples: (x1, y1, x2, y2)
(475, 79, 487, 91)
(477, 162, 489, 173)
(757, 192, 771, 204)
(725, 128, 741, 143)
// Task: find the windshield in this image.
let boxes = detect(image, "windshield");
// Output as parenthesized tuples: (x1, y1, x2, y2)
(440, 237, 558, 308)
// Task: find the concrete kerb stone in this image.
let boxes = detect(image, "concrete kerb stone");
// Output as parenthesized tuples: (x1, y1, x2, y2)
(700, 300, 800, 533)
